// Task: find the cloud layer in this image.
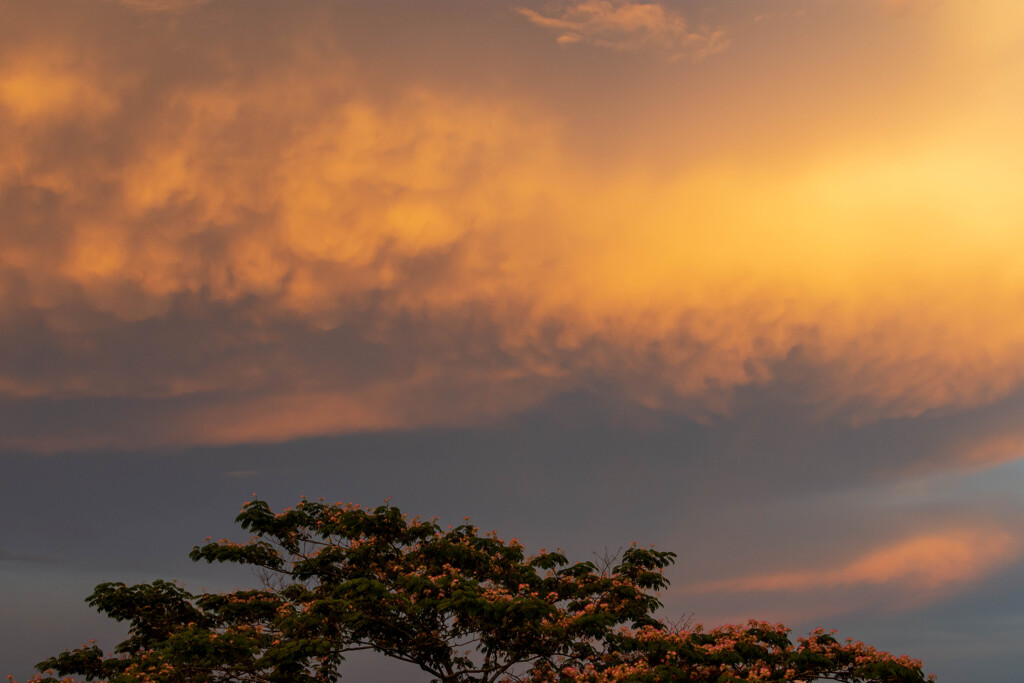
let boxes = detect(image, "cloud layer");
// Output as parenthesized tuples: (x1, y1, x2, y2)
(3, 0, 1024, 450)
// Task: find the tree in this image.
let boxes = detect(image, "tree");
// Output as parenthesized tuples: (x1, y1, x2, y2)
(13, 497, 934, 683)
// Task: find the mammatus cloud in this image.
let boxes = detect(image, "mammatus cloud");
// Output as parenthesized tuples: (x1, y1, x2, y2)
(684, 527, 1020, 608)
(4, 1, 1024, 450)
(517, 1, 728, 60)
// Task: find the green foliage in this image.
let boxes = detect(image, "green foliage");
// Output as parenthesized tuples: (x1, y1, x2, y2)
(16, 497, 932, 683)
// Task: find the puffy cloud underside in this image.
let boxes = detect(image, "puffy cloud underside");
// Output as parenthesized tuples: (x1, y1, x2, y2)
(2, 0, 1024, 450)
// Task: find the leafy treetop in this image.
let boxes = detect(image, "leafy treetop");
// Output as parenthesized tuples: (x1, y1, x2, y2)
(12, 497, 934, 683)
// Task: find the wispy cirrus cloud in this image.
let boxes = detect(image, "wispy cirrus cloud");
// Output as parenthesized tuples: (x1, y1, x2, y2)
(517, 1, 728, 61)
(685, 527, 1020, 606)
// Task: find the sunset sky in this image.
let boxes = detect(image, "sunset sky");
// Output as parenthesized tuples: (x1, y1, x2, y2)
(3, 0, 1024, 680)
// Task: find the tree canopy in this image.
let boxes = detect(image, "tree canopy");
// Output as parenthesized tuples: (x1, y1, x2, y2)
(14, 497, 934, 683)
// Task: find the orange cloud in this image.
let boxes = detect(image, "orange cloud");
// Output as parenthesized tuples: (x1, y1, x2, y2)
(685, 527, 1020, 601)
(518, 1, 728, 61)
(956, 433, 1024, 470)
(4, 0, 1024, 449)
(0, 49, 120, 125)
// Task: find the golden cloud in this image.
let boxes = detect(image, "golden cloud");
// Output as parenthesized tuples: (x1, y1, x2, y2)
(0, 52, 119, 124)
(4, 0, 1024, 449)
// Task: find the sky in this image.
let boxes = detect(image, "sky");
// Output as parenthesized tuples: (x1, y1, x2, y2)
(2, 0, 1024, 680)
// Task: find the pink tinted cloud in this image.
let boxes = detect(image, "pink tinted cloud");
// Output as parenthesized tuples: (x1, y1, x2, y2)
(685, 527, 1020, 605)
(517, 1, 728, 61)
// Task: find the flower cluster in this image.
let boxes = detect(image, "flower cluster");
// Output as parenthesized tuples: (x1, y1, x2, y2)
(520, 621, 935, 683)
